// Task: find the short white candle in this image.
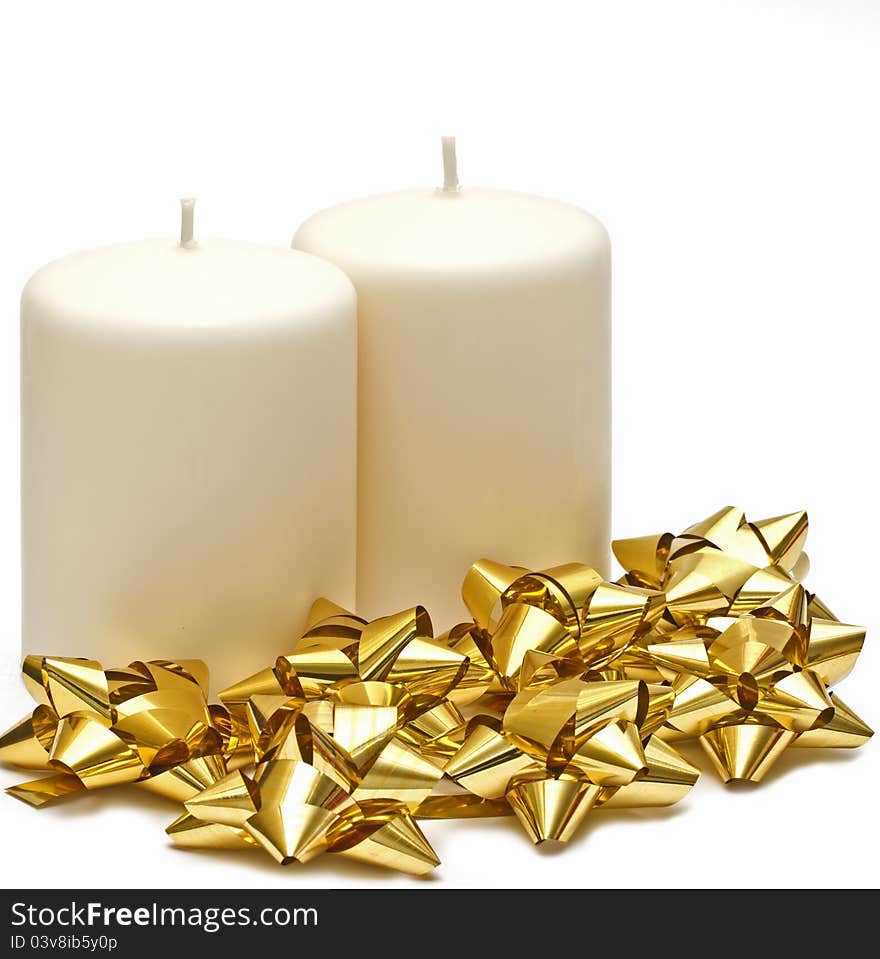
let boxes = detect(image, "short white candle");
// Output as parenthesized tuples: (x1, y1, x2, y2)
(21, 201, 357, 690)
(294, 140, 611, 629)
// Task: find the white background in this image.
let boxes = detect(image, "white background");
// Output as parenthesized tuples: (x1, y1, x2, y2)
(0, 0, 878, 888)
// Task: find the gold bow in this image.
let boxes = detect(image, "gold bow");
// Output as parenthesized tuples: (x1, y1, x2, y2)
(442, 677, 698, 843)
(169, 680, 449, 875)
(612, 507, 872, 781)
(0, 655, 226, 806)
(169, 601, 470, 875)
(412, 560, 700, 841)
(613, 505, 812, 622)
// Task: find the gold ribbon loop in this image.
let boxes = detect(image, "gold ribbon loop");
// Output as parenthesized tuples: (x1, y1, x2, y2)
(454, 559, 666, 699)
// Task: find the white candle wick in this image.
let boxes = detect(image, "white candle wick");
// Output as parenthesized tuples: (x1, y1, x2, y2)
(441, 137, 460, 193)
(180, 198, 197, 248)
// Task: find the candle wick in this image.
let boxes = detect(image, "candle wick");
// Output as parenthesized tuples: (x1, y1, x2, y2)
(441, 137, 460, 193)
(180, 198, 196, 248)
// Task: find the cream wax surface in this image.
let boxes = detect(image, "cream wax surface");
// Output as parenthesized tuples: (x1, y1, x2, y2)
(295, 152, 610, 629)
(22, 212, 357, 691)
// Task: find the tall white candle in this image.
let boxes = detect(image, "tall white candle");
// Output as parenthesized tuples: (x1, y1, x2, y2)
(294, 140, 611, 630)
(21, 201, 357, 691)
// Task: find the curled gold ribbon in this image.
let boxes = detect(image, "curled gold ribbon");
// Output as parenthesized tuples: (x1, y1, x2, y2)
(442, 678, 698, 843)
(441, 560, 665, 698)
(0, 506, 871, 871)
(1, 656, 224, 806)
(422, 561, 700, 842)
(613, 507, 872, 782)
(167, 601, 470, 874)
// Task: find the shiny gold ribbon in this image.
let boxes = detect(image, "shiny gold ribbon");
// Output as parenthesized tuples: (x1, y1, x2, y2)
(0, 506, 871, 871)
(612, 507, 872, 781)
(168, 680, 448, 875)
(440, 560, 665, 697)
(443, 677, 699, 843)
(0, 655, 225, 806)
(166, 601, 468, 874)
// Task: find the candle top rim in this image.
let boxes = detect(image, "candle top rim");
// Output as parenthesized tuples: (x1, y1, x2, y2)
(22, 238, 355, 333)
(294, 187, 608, 276)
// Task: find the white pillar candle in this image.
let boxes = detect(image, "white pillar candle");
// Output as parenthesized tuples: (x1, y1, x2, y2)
(21, 201, 357, 691)
(294, 140, 611, 630)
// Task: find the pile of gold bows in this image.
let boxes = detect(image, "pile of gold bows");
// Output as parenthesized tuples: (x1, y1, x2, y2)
(0, 507, 871, 876)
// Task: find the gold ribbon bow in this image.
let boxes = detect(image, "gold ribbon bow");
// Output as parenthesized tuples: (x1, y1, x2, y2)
(0, 655, 226, 806)
(612, 507, 872, 781)
(166, 600, 471, 874)
(442, 677, 698, 842)
(415, 560, 700, 841)
(168, 680, 449, 875)
(613, 505, 813, 622)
